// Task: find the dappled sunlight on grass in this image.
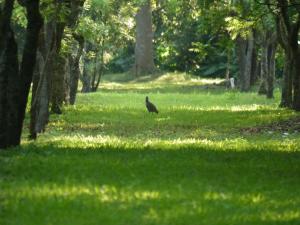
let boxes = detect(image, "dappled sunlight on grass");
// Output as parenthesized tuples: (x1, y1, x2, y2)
(2, 72, 300, 225)
(29, 133, 300, 153)
(4, 184, 160, 203)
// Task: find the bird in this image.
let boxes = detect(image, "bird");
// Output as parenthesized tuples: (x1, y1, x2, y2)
(145, 96, 159, 114)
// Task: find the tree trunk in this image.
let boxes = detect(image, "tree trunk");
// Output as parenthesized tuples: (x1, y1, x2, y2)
(236, 32, 254, 92)
(0, 0, 20, 147)
(49, 22, 65, 114)
(133, 0, 156, 76)
(258, 31, 277, 98)
(29, 0, 85, 139)
(280, 53, 293, 107)
(51, 53, 66, 114)
(90, 44, 105, 92)
(258, 43, 268, 95)
(69, 35, 84, 105)
(266, 40, 277, 99)
(81, 50, 91, 93)
(292, 50, 300, 110)
(0, 0, 42, 148)
(250, 40, 259, 86)
(272, 5, 300, 110)
(29, 23, 55, 139)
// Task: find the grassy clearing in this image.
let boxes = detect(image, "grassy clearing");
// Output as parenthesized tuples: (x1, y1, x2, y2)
(1, 72, 300, 225)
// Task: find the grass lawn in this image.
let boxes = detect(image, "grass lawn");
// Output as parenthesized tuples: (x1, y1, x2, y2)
(1, 73, 300, 225)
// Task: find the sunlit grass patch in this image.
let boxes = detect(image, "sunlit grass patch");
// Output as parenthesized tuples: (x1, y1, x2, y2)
(1, 72, 300, 225)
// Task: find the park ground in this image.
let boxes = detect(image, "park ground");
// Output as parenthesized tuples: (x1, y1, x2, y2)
(0, 73, 300, 225)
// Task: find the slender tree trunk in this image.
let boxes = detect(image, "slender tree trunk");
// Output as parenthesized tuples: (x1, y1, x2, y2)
(250, 42, 258, 86)
(292, 50, 300, 110)
(81, 49, 91, 93)
(133, 0, 156, 76)
(280, 53, 293, 107)
(258, 31, 277, 98)
(266, 40, 277, 99)
(94, 46, 105, 91)
(90, 54, 98, 92)
(64, 57, 70, 104)
(69, 35, 84, 105)
(258, 43, 268, 95)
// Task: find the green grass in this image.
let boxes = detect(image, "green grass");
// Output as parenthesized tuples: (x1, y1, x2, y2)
(1, 72, 300, 225)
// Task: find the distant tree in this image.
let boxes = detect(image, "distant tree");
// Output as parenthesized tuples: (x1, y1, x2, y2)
(258, 29, 277, 99)
(79, 0, 135, 93)
(133, 0, 156, 76)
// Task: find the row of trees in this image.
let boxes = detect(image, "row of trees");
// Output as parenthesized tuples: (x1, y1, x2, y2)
(0, 0, 300, 149)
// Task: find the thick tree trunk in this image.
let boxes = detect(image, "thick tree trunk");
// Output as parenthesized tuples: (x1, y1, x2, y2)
(133, 0, 156, 76)
(29, 0, 85, 139)
(236, 32, 254, 92)
(29, 24, 54, 139)
(49, 23, 65, 114)
(272, 6, 300, 110)
(0, 0, 42, 148)
(0, 0, 20, 147)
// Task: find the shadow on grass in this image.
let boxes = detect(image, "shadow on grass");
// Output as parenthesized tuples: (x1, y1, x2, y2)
(1, 145, 300, 225)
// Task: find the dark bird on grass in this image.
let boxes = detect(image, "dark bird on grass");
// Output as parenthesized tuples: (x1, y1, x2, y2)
(145, 96, 159, 114)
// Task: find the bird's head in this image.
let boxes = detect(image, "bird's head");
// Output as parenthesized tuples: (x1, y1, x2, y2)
(145, 96, 149, 102)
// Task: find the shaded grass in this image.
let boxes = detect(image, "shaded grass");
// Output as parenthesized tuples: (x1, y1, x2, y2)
(1, 72, 300, 225)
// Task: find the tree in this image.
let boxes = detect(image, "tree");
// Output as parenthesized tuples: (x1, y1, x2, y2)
(79, 0, 135, 93)
(0, 0, 42, 149)
(133, 0, 155, 76)
(29, 0, 85, 139)
(265, 0, 300, 110)
(258, 29, 277, 98)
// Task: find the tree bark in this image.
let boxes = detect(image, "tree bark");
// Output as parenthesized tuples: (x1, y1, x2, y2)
(133, 0, 156, 76)
(236, 32, 254, 92)
(0, 0, 42, 148)
(81, 45, 91, 93)
(29, 23, 55, 139)
(270, 1, 300, 110)
(258, 30, 277, 98)
(69, 35, 84, 105)
(292, 50, 300, 110)
(280, 53, 293, 107)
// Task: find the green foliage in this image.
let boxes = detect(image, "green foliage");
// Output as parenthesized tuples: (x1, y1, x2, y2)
(76, 0, 136, 77)
(40, 0, 71, 23)
(12, 2, 27, 28)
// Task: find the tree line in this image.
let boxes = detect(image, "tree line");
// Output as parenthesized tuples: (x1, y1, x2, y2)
(0, 0, 300, 149)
